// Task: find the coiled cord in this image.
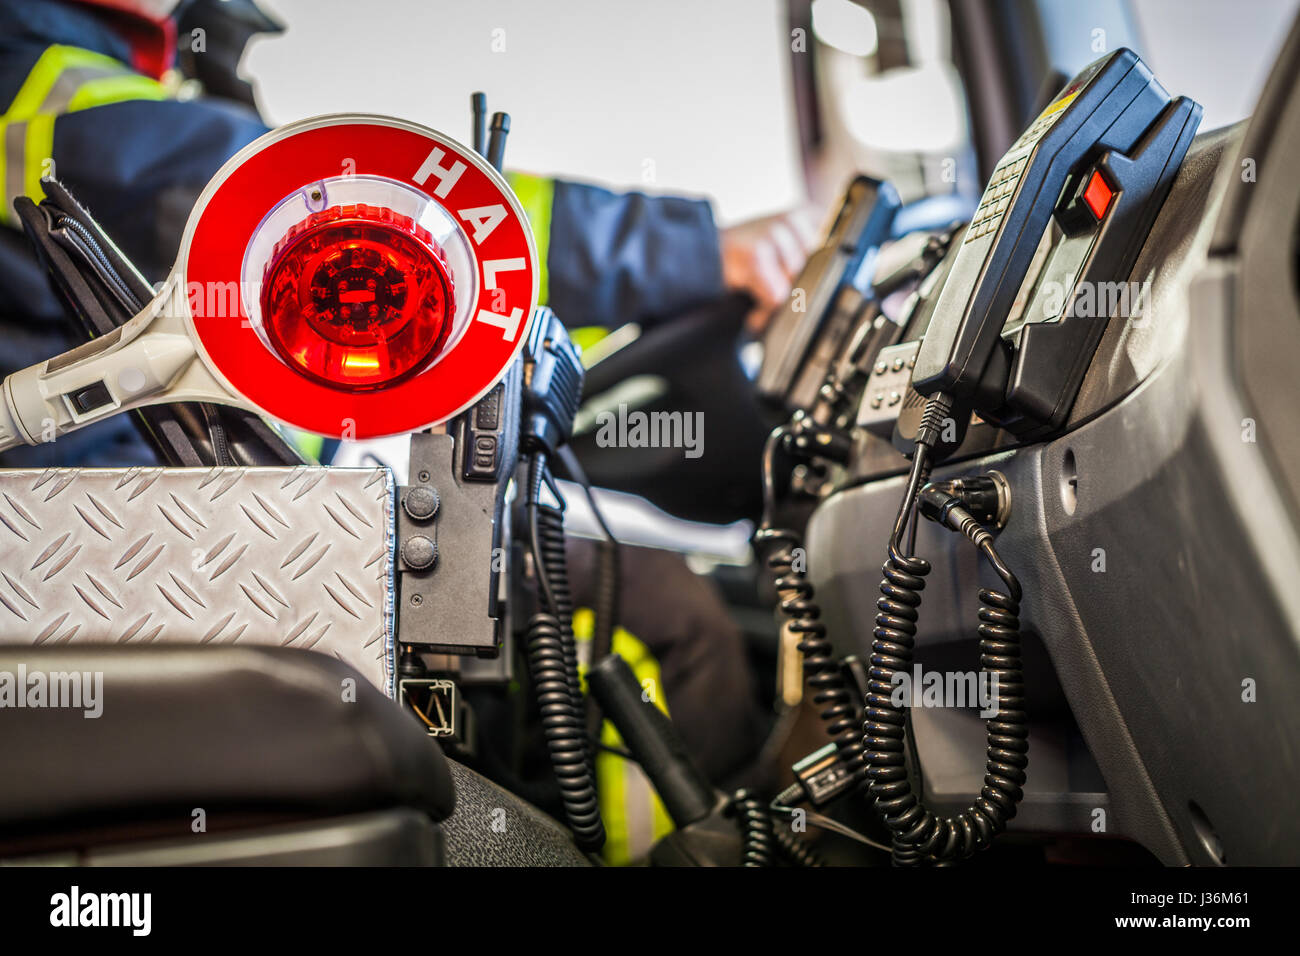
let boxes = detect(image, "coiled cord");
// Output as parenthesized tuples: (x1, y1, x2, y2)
(526, 452, 605, 852)
(864, 431, 1028, 864)
(730, 790, 775, 867)
(555, 445, 620, 742)
(755, 427, 866, 784)
(526, 611, 603, 850)
(534, 502, 585, 728)
(755, 525, 866, 784)
(773, 822, 826, 867)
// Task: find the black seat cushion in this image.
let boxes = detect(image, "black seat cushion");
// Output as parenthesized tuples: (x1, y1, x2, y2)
(0, 645, 454, 845)
(442, 759, 592, 866)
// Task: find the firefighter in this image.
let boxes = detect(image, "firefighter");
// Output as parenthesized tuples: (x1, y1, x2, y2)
(0, 0, 811, 463)
(0, 0, 805, 859)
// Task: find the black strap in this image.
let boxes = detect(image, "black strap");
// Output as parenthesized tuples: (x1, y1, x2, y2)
(13, 178, 304, 467)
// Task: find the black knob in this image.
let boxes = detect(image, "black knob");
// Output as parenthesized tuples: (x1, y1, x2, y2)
(402, 534, 437, 570)
(403, 485, 439, 521)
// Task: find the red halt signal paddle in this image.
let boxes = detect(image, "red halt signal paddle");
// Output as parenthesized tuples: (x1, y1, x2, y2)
(0, 114, 539, 451)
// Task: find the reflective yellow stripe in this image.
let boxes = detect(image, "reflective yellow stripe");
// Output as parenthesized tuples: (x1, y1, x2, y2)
(0, 45, 168, 224)
(568, 326, 610, 354)
(597, 716, 631, 864)
(283, 428, 326, 463)
(67, 74, 168, 111)
(7, 46, 127, 116)
(573, 606, 676, 864)
(506, 171, 553, 306)
(22, 114, 54, 210)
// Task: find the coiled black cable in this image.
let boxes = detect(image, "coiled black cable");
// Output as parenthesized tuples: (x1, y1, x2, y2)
(555, 445, 621, 742)
(526, 611, 602, 849)
(730, 790, 775, 867)
(526, 452, 605, 852)
(864, 422, 1028, 864)
(756, 526, 866, 782)
(755, 428, 867, 784)
(773, 822, 826, 867)
(534, 503, 584, 726)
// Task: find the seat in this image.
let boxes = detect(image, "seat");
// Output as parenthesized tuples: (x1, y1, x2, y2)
(440, 759, 593, 867)
(0, 644, 455, 864)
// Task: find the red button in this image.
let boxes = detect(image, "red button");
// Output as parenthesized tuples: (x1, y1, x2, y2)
(1082, 170, 1113, 219)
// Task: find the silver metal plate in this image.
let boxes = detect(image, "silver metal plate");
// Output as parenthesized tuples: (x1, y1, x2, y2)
(0, 466, 395, 695)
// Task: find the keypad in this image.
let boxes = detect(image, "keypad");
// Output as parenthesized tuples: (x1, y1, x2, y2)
(964, 155, 1027, 243)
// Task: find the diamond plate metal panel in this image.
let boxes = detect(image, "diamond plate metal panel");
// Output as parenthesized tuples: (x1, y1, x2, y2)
(0, 466, 396, 695)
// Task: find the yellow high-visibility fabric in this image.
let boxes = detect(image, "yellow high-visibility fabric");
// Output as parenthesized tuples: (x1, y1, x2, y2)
(0, 45, 168, 225)
(572, 606, 676, 865)
(505, 170, 554, 306)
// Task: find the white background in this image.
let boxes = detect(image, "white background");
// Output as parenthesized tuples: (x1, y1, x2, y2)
(245, 0, 805, 225)
(244, 0, 1300, 224)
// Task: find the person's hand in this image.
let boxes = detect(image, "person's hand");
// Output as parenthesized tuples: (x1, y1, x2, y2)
(719, 208, 818, 333)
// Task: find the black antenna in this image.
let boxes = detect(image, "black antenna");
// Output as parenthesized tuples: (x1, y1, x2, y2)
(487, 112, 510, 172)
(471, 92, 488, 157)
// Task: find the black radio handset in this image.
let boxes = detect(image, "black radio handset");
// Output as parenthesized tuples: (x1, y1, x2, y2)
(861, 51, 1201, 863)
(909, 48, 1200, 449)
(758, 176, 900, 411)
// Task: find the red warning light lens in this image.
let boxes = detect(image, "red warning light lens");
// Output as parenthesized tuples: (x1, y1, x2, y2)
(259, 204, 454, 391)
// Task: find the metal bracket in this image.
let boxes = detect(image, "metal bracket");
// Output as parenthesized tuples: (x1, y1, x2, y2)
(394, 362, 521, 655)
